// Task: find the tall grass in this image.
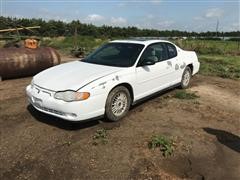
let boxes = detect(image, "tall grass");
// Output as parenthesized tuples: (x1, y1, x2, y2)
(174, 39, 240, 56)
(41, 36, 109, 54)
(199, 55, 240, 79)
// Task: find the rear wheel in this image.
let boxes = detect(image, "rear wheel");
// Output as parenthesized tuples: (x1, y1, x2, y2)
(180, 66, 192, 89)
(105, 86, 131, 122)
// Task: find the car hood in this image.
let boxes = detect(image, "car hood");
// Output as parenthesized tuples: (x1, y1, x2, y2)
(33, 61, 122, 91)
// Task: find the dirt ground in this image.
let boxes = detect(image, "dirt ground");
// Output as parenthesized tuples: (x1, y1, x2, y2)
(0, 71, 240, 179)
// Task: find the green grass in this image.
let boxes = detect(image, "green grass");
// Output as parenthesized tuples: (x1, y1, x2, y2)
(41, 36, 109, 55)
(174, 39, 240, 56)
(199, 55, 240, 79)
(0, 40, 5, 48)
(92, 128, 108, 145)
(174, 90, 199, 100)
(148, 135, 174, 157)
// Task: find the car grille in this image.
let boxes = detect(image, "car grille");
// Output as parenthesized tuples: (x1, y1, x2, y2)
(35, 103, 65, 116)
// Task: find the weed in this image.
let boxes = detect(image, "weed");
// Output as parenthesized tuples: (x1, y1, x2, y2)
(148, 135, 174, 157)
(174, 90, 199, 100)
(199, 55, 240, 79)
(62, 141, 72, 146)
(92, 128, 108, 145)
(193, 100, 200, 105)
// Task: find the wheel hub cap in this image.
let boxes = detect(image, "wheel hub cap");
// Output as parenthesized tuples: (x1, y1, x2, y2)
(111, 92, 127, 116)
(183, 71, 190, 86)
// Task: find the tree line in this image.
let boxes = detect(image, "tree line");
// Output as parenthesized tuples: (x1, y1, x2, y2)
(0, 16, 239, 38)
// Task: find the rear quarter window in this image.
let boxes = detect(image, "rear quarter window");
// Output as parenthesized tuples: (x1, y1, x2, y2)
(166, 43, 177, 59)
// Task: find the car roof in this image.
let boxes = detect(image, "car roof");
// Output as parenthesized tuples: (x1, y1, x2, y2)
(110, 39, 171, 46)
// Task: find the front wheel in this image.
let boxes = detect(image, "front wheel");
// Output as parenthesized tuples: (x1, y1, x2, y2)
(180, 66, 192, 89)
(105, 86, 131, 122)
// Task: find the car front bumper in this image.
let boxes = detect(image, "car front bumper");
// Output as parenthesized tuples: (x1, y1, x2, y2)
(26, 85, 105, 121)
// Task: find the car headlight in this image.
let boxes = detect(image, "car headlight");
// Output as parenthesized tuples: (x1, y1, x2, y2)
(54, 91, 90, 102)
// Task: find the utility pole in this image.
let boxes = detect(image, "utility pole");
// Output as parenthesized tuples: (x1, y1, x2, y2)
(216, 19, 219, 37)
(74, 26, 77, 49)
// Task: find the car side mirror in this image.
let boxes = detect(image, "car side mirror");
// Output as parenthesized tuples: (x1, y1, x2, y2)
(140, 59, 156, 66)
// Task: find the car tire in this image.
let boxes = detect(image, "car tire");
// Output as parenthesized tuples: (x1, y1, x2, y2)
(105, 86, 131, 122)
(180, 66, 192, 89)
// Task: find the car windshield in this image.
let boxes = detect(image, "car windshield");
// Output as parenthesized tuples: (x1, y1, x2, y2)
(81, 43, 144, 67)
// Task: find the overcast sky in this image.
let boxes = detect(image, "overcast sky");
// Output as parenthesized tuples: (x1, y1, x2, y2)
(1, 0, 239, 32)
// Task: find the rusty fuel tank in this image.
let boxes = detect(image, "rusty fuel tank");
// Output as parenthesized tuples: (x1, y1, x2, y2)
(0, 47, 61, 80)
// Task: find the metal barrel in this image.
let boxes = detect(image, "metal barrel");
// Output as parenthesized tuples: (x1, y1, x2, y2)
(0, 47, 61, 80)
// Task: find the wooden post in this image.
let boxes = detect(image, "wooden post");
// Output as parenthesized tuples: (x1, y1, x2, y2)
(0, 26, 41, 33)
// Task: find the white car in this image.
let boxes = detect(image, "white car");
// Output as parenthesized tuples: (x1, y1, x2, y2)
(26, 40, 200, 122)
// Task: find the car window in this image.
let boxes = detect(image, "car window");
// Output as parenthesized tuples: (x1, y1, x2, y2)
(155, 43, 168, 62)
(138, 43, 168, 66)
(96, 46, 120, 58)
(82, 43, 144, 67)
(166, 43, 177, 59)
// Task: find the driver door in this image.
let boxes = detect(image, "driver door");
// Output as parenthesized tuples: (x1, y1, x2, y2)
(135, 43, 175, 100)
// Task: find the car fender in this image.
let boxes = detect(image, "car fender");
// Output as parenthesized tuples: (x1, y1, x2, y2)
(178, 49, 200, 75)
(79, 67, 136, 100)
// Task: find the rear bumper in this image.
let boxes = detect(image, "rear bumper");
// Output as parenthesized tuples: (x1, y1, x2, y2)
(193, 61, 200, 75)
(26, 85, 105, 121)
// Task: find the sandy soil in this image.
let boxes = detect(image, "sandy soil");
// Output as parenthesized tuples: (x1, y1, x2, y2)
(0, 74, 239, 180)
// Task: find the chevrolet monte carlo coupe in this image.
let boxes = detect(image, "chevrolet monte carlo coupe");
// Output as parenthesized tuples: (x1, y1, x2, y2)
(26, 40, 200, 122)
